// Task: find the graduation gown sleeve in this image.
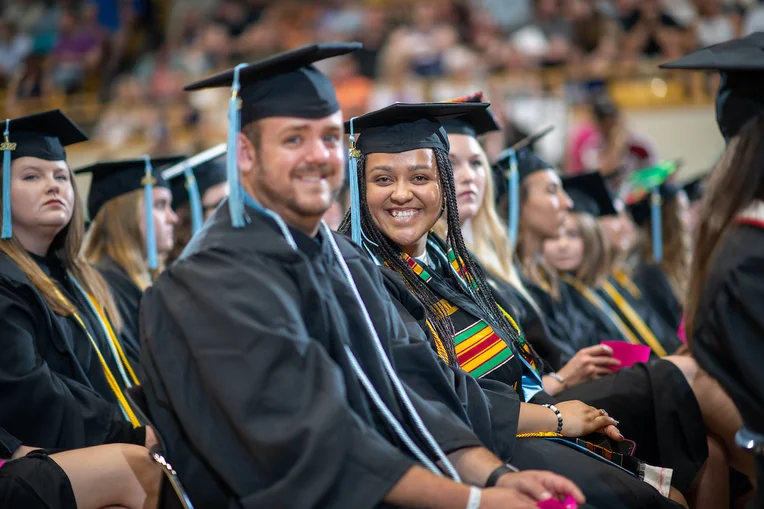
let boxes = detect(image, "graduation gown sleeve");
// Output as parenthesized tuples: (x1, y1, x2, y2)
(140, 250, 415, 509)
(0, 281, 139, 449)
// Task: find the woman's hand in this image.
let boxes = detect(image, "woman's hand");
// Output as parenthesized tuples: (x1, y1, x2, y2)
(555, 400, 622, 440)
(557, 344, 621, 387)
(496, 470, 586, 505)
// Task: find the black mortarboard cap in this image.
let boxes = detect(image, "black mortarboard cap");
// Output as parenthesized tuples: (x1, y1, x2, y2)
(563, 171, 617, 217)
(492, 125, 555, 199)
(4, 109, 88, 162)
(343, 101, 489, 244)
(162, 144, 228, 210)
(75, 156, 184, 220)
(660, 33, 764, 140)
(184, 42, 361, 125)
(440, 92, 501, 137)
(162, 144, 228, 235)
(1, 109, 88, 238)
(184, 42, 360, 230)
(491, 125, 555, 246)
(346, 102, 490, 156)
(626, 183, 682, 226)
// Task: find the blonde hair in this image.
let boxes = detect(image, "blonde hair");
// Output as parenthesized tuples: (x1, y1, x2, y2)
(84, 189, 159, 291)
(0, 162, 121, 330)
(639, 194, 691, 306)
(570, 212, 611, 287)
(435, 140, 538, 308)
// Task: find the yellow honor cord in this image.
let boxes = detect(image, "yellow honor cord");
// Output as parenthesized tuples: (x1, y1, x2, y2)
(600, 281, 667, 357)
(612, 269, 642, 299)
(70, 313, 141, 427)
(46, 278, 141, 427)
(86, 293, 141, 386)
(497, 305, 521, 333)
(562, 275, 641, 346)
(426, 320, 449, 363)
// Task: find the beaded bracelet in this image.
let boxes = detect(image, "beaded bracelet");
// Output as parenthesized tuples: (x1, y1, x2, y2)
(542, 403, 564, 434)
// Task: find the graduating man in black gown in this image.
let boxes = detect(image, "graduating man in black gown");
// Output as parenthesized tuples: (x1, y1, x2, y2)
(138, 43, 584, 509)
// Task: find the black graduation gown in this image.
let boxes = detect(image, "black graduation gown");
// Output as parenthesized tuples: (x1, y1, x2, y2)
(139, 203, 483, 509)
(0, 253, 141, 449)
(598, 273, 684, 356)
(632, 262, 683, 333)
(488, 277, 568, 373)
(0, 436, 77, 509)
(0, 427, 21, 459)
(692, 222, 764, 504)
(524, 279, 598, 367)
(95, 256, 143, 379)
(380, 247, 683, 508)
(521, 277, 707, 492)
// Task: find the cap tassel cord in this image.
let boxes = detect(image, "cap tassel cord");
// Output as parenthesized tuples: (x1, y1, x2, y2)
(142, 155, 158, 270)
(227, 64, 247, 228)
(650, 187, 663, 262)
(2, 119, 14, 239)
(507, 149, 519, 247)
(184, 168, 204, 234)
(348, 117, 363, 245)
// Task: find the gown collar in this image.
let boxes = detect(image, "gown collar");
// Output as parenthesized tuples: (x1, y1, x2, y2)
(736, 200, 764, 229)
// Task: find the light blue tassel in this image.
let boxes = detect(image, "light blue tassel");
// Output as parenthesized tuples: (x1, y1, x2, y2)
(227, 63, 247, 229)
(184, 167, 204, 234)
(143, 155, 158, 270)
(2, 119, 12, 239)
(348, 117, 362, 245)
(650, 187, 663, 263)
(507, 149, 519, 247)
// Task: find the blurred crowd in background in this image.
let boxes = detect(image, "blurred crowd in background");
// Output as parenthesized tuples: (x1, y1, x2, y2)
(0, 0, 746, 171)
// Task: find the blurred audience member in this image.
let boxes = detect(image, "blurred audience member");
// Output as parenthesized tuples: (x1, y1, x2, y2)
(2, 0, 47, 35)
(331, 56, 373, 119)
(567, 95, 657, 194)
(511, 0, 572, 66)
(382, 3, 458, 78)
(134, 43, 187, 102)
(94, 74, 154, 148)
(0, 20, 33, 84)
(49, 8, 104, 94)
(744, 0, 764, 34)
(351, 6, 390, 80)
(213, 0, 251, 38)
(4, 53, 51, 115)
(620, 0, 687, 61)
(567, 0, 618, 75)
(689, 0, 741, 48)
(177, 22, 231, 78)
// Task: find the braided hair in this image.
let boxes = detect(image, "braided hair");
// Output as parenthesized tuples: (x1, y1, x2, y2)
(339, 147, 530, 368)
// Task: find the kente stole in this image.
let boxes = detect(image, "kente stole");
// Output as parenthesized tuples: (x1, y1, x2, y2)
(401, 239, 543, 400)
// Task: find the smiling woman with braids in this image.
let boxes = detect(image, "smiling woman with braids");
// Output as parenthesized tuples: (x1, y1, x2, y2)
(339, 102, 689, 508)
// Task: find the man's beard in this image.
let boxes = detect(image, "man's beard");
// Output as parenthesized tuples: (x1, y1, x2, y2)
(252, 158, 339, 218)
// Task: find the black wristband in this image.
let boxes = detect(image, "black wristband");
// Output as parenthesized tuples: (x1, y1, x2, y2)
(485, 464, 515, 487)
